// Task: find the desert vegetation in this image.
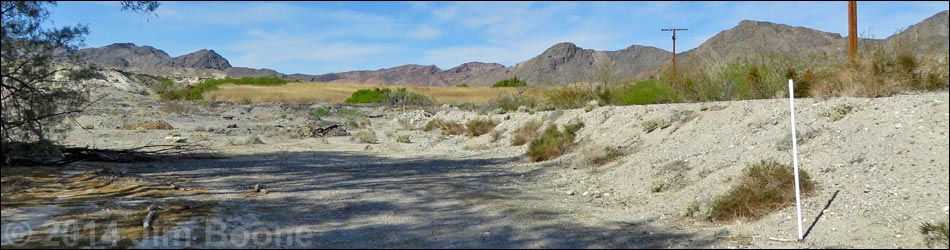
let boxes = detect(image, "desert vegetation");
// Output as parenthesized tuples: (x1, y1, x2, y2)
(465, 119, 498, 137)
(920, 220, 950, 248)
(160, 77, 287, 100)
(709, 160, 815, 221)
(204, 82, 516, 104)
(527, 120, 584, 162)
(492, 77, 528, 88)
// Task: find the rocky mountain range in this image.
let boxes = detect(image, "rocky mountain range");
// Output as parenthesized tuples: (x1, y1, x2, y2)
(70, 10, 948, 87)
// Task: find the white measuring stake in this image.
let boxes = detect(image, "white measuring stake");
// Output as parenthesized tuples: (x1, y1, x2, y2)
(788, 79, 804, 241)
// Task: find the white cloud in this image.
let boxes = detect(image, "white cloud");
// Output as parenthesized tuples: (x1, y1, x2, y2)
(409, 25, 440, 40)
(225, 29, 394, 73)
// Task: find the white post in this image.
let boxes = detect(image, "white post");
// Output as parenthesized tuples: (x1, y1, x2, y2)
(788, 79, 804, 241)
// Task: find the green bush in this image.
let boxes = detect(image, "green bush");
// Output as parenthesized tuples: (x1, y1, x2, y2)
(396, 135, 411, 143)
(920, 220, 949, 248)
(709, 160, 815, 221)
(609, 80, 680, 105)
(345, 88, 432, 105)
(310, 107, 331, 118)
(353, 129, 377, 144)
(160, 77, 288, 101)
(642, 118, 671, 133)
(489, 93, 538, 112)
(527, 122, 584, 162)
(466, 119, 498, 137)
(492, 77, 528, 88)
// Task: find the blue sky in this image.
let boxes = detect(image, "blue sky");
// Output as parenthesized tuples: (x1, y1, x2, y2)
(47, 1, 948, 75)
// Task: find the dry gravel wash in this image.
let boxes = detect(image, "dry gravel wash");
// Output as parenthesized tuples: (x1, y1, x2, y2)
(5, 90, 949, 248)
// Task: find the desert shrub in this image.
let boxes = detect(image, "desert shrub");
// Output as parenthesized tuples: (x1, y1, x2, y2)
(511, 120, 541, 146)
(160, 77, 288, 101)
(492, 77, 528, 88)
(353, 129, 377, 144)
(822, 104, 853, 122)
(337, 108, 365, 120)
(563, 119, 585, 135)
(440, 121, 466, 136)
(541, 84, 596, 110)
(609, 79, 680, 105)
(81, 124, 94, 130)
(920, 220, 949, 248)
(119, 120, 174, 130)
(527, 122, 584, 162)
(383, 88, 433, 106)
(424, 118, 464, 135)
(424, 118, 444, 131)
(489, 93, 538, 112)
(455, 83, 470, 87)
(466, 119, 498, 137)
(709, 160, 815, 221)
(396, 135, 411, 143)
(345, 88, 432, 105)
(154, 79, 177, 94)
(811, 37, 948, 97)
(310, 107, 331, 118)
(642, 118, 671, 133)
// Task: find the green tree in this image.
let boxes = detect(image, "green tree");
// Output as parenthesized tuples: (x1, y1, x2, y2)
(1, 1, 158, 163)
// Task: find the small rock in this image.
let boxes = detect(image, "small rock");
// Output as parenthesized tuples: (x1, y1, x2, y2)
(582, 191, 590, 196)
(943, 206, 948, 214)
(226, 124, 238, 129)
(260, 189, 268, 194)
(254, 184, 262, 192)
(567, 191, 576, 196)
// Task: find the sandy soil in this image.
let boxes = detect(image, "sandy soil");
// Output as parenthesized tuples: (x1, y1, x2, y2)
(2, 86, 948, 249)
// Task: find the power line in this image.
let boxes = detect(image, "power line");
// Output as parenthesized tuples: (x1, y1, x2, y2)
(661, 28, 688, 73)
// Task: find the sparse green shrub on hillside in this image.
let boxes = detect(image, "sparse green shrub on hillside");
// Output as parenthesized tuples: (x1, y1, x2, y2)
(527, 122, 584, 162)
(492, 77, 528, 88)
(709, 160, 815, 221)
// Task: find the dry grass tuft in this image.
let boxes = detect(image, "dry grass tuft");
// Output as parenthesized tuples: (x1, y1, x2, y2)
(511, 120, 541, 146)
(466, 119, 498, 137)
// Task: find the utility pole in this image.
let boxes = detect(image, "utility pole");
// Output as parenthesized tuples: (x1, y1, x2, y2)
(661, 27, 688, 73)
(848, 1, 858, 62)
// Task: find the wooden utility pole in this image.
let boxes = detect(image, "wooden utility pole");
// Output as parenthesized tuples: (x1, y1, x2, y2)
(848, 1, 858, 62)
(661, 28, 688, 72)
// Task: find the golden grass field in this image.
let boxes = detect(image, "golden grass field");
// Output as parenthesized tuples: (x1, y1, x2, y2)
(204, 82, 518, 105)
